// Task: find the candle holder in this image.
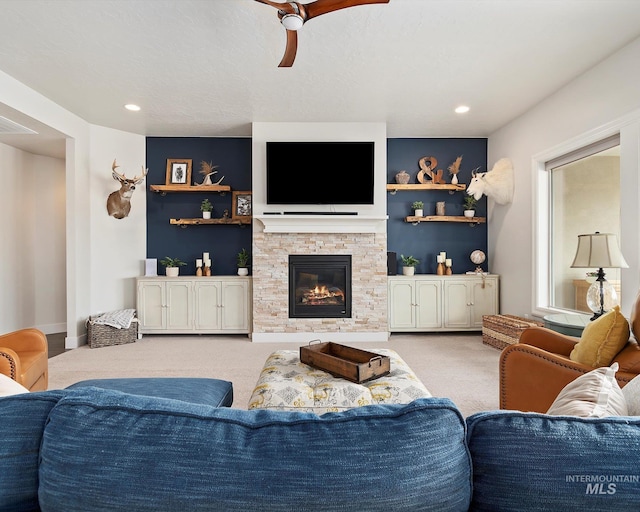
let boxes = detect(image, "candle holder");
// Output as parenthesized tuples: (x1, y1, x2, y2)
(445, 259, 452, 275)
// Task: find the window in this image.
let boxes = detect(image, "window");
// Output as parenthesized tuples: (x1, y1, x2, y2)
(546, 135, 621, 313)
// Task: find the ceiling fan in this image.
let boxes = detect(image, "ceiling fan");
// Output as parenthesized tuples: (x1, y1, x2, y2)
(255, 0, 390, 67)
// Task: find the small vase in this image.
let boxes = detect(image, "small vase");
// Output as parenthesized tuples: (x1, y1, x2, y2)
(436, 202, 446, 216)
(202, 211, 211, 219)
(395, 171, 410, 184)
(451, 174, 459, 185)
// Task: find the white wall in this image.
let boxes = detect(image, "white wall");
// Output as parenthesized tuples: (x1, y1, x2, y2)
(488, 36, 640, 319)
(0, 144, 65, 333)
(0, 70, 146, 346)
(89, 125, 146, 314)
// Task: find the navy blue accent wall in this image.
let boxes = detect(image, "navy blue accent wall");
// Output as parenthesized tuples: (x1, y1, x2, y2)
(386, 138, 488, 275)
(145, 137, 488, 277)
(145, 137, 252, 276)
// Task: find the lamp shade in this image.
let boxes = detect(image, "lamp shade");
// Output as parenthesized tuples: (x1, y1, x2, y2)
(570, 233, 629, 269)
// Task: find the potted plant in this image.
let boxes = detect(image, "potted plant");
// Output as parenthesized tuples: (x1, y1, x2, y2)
(463, 195, 477, 218)
(411, 200, 424, 217)
(160, 256, 186, 277)
(236, 248, 250, 276)
(400, 254, 419, 276)
(200, 198, 213, 219)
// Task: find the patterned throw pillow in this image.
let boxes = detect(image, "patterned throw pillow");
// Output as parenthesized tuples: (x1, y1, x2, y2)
(546, 362, 628, 417)
(570, 305, 630, 367)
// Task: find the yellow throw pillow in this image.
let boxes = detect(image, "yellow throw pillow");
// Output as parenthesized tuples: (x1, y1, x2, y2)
(570, 305, 630, 368)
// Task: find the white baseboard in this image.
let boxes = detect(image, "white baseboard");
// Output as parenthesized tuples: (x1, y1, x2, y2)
(64, 333, 87, 349)
(36, 322, 66, 335)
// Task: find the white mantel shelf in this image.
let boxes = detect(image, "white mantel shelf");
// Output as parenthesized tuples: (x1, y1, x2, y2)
(255, 214, 389, 233)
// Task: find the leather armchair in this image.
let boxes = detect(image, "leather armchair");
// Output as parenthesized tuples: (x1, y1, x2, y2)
(500, 326, 640, 413)
(0, 328, 48, 391)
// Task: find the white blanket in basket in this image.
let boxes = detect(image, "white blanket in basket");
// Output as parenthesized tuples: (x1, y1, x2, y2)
(91, 309, 136, 329)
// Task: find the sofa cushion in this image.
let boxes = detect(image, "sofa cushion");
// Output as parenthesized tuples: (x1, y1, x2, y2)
(0, 391, 65, 512)
(39, 388, 471, 512)
(570, 305, 630, 367)
(65, 377, 233, 407)
(466, 411, 640, 511)
(546, 362, 628, 417)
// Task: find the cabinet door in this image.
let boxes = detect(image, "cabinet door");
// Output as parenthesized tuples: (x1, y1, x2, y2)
(443, 281, 471, 329)
(388, 279, 416, 330)
(166, 281, 193, 330)
(415, 280, 442, 329)
(194, 281, 221, 330)
(221, 280, 250, 331)
(137, 281, 165, 330)
(469, 278, 498, 328)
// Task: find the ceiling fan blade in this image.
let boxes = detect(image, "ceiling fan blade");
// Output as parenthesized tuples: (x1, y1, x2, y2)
(278, 30, 298, 67)
(254, 0, 290, 10)
(305, 0, 389, 20)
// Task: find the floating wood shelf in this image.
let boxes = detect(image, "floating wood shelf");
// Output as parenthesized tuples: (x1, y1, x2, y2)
(386, 183, 466, 194)
(150, 184, 231, 194)
(405, 215, 486, 225)
(170, 218, 251, 227)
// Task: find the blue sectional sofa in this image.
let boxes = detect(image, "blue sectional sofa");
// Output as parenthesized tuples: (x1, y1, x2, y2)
(1, 384, 639, 511)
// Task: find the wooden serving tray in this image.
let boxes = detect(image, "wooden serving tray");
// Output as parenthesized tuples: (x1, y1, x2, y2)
(299, 342, 390, 383)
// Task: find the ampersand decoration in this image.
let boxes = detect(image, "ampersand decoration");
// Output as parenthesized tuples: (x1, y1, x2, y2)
(418, 156, 445, 184)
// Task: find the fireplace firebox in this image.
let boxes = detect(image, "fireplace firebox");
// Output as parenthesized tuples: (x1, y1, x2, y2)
(289, 255, 352, 318)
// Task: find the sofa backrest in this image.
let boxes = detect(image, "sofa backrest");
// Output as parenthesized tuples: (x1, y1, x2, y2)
(38, 388, 472, 512)
(466, 410, 640, 511)
(0, 391, 65, 512)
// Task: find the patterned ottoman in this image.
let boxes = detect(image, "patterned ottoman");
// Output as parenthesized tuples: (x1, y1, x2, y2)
(248, 349, 431, 414)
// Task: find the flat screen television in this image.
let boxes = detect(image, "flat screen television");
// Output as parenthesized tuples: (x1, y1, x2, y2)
(266, 141, 375, 205)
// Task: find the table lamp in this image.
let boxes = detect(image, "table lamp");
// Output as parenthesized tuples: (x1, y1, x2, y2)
(570, 232, 628, 320)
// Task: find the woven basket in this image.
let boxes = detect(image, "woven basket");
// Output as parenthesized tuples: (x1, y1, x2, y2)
(87, 316, 138, 349)
(482, 314, 543, 350)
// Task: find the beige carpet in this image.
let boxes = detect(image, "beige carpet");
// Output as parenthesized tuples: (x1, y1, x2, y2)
(48, 332, 501, 417)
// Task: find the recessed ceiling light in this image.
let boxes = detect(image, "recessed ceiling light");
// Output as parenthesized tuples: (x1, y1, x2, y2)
(455, 105, 470, 114)
(124, 104, 141, 112)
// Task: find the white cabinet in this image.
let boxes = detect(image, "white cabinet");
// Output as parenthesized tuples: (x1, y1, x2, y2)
(137, 277, 251, 335)
(443, 276, 499, 330)
(388, 278, 442, 331)
(388, 274, 499, 332)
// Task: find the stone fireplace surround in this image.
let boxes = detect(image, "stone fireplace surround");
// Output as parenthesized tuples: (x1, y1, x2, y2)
(250, 122, 389, 343)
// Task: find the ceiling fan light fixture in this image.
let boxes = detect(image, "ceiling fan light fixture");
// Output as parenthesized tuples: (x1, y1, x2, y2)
(281, 13, 304, 30)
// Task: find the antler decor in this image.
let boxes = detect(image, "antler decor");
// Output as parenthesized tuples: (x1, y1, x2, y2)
(196, 161, 225, 186)
(107, 159, 148, 219)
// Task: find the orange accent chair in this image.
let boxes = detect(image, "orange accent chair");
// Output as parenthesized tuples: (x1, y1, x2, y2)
(499, 326, 640, 413)
(0, 328, 48, 391)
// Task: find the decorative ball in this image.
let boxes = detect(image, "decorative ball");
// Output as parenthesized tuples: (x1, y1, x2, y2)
(470, 250, 486, 265)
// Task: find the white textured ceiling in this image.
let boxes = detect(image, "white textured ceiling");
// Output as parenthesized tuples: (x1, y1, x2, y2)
(1, 0, 640, 158)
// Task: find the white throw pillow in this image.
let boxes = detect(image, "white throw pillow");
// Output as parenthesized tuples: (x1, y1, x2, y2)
(622, 373, 640, 416)
(546, 362, 628, 417)
(0, 373, 29, 397)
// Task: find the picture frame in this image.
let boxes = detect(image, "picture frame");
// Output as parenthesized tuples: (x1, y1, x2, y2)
(165, 159, 192, 186)
(232, 191, 252, 221)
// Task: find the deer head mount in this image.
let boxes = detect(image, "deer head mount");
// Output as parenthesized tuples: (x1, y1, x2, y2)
(107, 159, 148, 219)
